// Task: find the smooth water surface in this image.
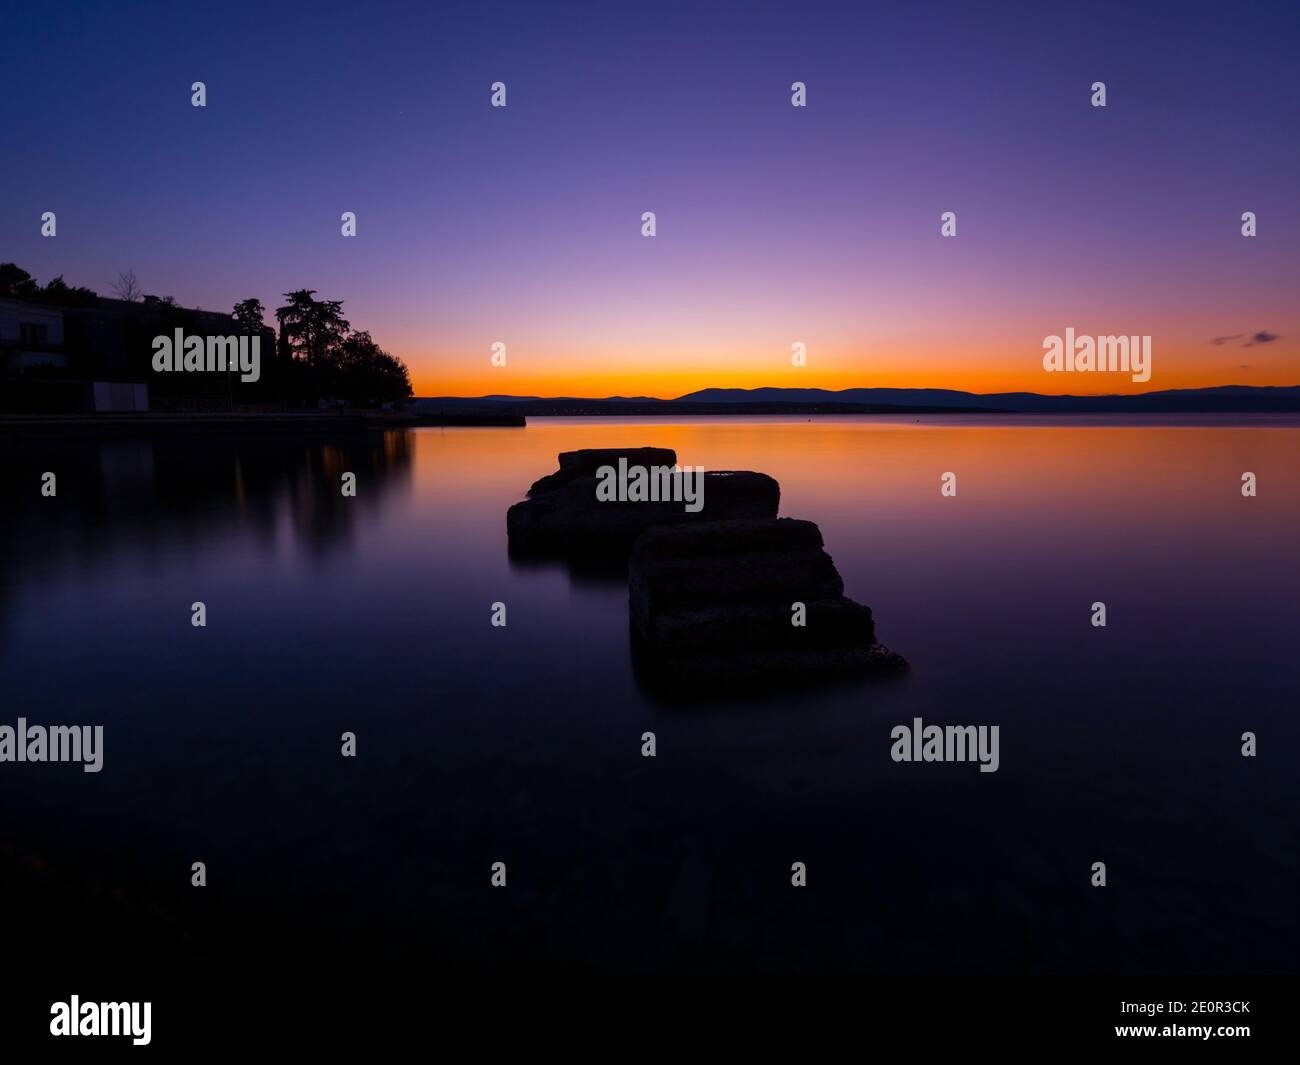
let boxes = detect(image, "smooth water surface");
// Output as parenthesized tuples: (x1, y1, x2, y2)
(3, 416, 1296, 973)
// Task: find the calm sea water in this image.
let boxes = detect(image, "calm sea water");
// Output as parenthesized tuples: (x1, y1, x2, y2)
(2, 415, 1297, 974)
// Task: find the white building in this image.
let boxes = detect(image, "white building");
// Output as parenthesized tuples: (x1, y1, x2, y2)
(0, 295, 150, 411)
(0, 295, 67, 372)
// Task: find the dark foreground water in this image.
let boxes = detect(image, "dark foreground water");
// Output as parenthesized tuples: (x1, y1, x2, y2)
(2, 416, 1297, 975)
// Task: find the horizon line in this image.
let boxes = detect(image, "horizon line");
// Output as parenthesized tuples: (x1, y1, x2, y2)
(415, 382, 1300, 402)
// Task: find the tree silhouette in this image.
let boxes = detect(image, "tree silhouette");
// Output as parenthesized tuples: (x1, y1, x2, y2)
(0, 263, 40, 298)
(232, 298, 266, 335)
(275, 290, 349, 365)
(274, 290, 410, 405)
(336, 330, 413, 405)
(42, 276, 99, 307)
(111, 269, 142, 302)
(0, 265, 97, 305)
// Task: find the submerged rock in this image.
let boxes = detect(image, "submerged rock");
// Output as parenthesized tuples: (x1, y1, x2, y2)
(629, 518, 908, 685)
(507, 448, 779, 553)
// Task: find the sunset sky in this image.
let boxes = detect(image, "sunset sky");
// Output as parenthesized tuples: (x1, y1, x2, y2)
(4, 0, 1297, 397)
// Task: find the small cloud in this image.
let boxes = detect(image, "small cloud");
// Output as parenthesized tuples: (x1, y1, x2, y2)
(1211, 331, 1281, 347)
(1239, 364, 1252, 370)
(1244, 331, 1280, 347)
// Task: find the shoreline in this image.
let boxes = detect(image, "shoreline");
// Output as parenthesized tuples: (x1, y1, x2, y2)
(0, 411, 525, 437)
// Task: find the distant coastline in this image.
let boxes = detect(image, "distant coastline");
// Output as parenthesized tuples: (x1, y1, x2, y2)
(414, 384, 1300, 417)
(8, 384, 1299, 439)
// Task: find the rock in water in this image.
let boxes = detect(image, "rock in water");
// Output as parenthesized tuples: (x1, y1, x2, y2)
(629, 518, 908, 686)
(507, 448, 779, 553)
(526, 447, 679, 497)
(509, 448, 907, 688)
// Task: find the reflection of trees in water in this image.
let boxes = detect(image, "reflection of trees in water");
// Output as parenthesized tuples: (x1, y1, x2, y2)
(0, 430, 414, 636)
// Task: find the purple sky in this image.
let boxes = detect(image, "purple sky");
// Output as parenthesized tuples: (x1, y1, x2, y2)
(4, 0, 1298, 394)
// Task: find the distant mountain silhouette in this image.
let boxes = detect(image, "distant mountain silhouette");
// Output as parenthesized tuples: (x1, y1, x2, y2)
(476, 394, 663, 403)
(416, 385, 1300, 415)
(675, 385, 1300, 412)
